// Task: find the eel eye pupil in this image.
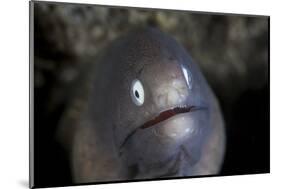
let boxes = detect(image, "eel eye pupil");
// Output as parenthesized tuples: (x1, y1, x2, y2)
(135, 91, 139, 98)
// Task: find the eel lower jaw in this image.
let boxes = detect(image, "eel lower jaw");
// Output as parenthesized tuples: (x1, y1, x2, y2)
(140, 105, 205, 129)
(119, 105, 206, 152)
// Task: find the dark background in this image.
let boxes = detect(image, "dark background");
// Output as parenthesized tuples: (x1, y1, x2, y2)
(32, 1, 269, 188)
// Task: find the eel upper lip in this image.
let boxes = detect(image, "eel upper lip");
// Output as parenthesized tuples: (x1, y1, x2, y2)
(140, 105, 204, 129)
(119, 105, 205, 152)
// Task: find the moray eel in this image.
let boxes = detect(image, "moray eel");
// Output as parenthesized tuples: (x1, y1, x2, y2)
(58, 28, 225, 183)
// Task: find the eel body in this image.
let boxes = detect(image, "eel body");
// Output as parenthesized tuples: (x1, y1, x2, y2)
(58, 28, 225, 183)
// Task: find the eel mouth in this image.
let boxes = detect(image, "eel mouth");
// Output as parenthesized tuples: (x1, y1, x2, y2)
(140, 105, 203, 129)
(119, 105, 205, 152)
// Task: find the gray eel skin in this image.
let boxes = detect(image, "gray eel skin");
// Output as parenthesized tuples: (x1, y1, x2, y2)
(58, 28, 225, 183)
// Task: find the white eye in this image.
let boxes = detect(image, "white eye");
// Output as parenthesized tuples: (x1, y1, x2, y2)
(130, 79, 145, 106)
(181, 65, 192, 89)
